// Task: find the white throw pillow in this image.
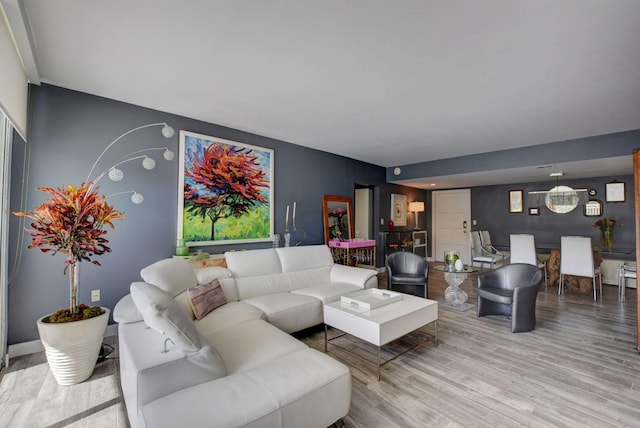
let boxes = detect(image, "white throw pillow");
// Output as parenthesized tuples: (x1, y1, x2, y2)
(140, 258, 198, 297)
(130, 281, 201, 352)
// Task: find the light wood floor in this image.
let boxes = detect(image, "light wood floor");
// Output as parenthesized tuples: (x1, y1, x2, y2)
(1, 268, 638, 428)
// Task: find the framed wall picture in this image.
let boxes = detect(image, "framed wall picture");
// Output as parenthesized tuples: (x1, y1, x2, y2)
(529, 207, 540, 216)
(584, 199, 603, 217)
(390, 193, 407, 226)
(605, 181, 625, 203)
(509, 190, 524, 213)
(178, 130, 274, 246)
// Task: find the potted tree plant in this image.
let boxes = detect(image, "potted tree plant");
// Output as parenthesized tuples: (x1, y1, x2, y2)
(14, 183, 124, 385)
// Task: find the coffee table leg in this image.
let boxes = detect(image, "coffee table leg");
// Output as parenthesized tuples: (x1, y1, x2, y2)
(377, 346, 381, 381)
(434, 320, 438, 345)
(324, 324, 328, 353)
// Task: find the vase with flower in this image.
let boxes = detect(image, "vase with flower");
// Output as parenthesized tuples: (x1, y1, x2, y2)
(592, 218, 617, 252)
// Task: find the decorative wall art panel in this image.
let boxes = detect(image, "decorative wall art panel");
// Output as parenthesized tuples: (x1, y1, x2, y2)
(178, 131, 274, 245)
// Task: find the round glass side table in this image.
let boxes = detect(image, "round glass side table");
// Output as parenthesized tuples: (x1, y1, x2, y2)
(433, 264, 478, 306)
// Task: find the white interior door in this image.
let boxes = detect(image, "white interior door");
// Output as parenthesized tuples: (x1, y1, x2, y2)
(354, 188, 371, 239)
(433, 189, 471, 264)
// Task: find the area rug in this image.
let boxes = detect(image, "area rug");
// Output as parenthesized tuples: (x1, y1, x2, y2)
(439, 302, 474, 312)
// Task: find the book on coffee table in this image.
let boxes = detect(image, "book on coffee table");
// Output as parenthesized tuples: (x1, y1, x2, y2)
(340, 289, 402, 311)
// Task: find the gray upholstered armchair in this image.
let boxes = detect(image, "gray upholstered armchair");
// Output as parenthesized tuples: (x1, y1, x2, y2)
(476, 263, 543, 333)
(385, 251, 428, 298)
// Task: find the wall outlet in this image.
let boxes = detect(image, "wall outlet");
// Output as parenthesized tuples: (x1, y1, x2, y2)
(472, 219, 477, 226)
(91, 289, 100, 302)
(380, 218, 384, 225)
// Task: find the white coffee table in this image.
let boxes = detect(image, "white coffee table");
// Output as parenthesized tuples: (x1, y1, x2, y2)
(323, 290, 438, 380)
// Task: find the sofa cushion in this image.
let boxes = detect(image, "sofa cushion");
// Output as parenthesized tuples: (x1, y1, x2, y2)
(195, 301, 266, 337)
(188, 278, 227, 320)
(242, 293, 323, 333)
(244, 348, 351, 428)
(234, 274, 293, 300)
(282, 267, 333, 292)
(201, 318, 307, 374)
(130, 281, 201, 352)
(194, 266, 232, 284)
(292, 282, 362, 304)
(140, 258, 197, 297)
(113, 293, 143, 324)
(141, 371, 282, 428)
(225, 248, 282, 277)
(141, 348, 350, 428)
(276, 245, 333, 272)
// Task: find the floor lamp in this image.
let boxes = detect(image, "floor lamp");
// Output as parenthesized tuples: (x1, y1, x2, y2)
(409, 201, 425, 230)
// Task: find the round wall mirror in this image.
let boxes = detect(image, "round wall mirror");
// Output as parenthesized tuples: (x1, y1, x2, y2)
(545, 185, 579, 214)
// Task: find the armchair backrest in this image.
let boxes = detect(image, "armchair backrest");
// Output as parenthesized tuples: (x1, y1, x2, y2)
(478, 263, 543, 290)
(560, 236, 595, 278)
(509, 234, 537, 266)
(385, 251, 428, 277)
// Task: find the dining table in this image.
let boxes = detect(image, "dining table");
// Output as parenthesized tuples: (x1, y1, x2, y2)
(545, 249, 603, 292)
(494, 242, 635, 293)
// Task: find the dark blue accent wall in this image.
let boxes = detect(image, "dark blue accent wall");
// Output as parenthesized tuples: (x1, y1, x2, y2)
(7, 84, 386, 344)
(7, 84, 637, 345)
(471, 176, 635, 251)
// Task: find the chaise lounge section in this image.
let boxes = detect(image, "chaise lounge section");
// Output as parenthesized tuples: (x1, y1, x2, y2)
(115, 245, 378, 428)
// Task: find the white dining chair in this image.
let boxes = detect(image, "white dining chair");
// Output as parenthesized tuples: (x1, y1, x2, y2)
(618, 262, 636, 302)
(469, 231, 502, 271)
(509, 234, 547, 286)
(559, 236, 602, 301)
(480, 230, 509, 259)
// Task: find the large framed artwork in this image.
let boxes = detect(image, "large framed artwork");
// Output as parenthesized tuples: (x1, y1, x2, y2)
(178, 130, 274, 246)
(390, 193, 407, 226)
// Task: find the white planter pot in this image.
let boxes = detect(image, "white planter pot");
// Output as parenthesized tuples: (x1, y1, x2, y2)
(36, 307, 110, 386)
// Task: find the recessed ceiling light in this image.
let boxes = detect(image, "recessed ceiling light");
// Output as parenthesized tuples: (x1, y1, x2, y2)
(549, 172, 564, 177)
(393, 167, 401, 175)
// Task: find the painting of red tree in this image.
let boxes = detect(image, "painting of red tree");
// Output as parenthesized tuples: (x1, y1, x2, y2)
(179, 131, 273, 244)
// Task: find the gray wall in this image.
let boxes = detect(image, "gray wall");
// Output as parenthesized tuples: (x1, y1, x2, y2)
(471, 176, 635, 251)
(8, 84, 386, 344)
(8, 84, 636, 345)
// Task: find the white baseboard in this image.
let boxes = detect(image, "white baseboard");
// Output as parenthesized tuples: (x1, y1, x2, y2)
(7, 323, 118, 360)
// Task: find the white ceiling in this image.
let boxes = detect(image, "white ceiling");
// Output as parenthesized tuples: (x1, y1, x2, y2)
(4, 0, 640, 188)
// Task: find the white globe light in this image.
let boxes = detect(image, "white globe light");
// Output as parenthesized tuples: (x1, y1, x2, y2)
(163, 149, 175, 161)
(142, 156, 156, 170)
(131, 192, 144, 204)
(108, 168, 124, 182)
(162, 124, 175, 138)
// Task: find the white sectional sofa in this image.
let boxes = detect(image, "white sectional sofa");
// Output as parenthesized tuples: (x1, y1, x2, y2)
(114, 244, 378, 428)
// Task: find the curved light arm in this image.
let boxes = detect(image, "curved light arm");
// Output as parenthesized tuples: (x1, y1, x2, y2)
(90, 155, 147, 188)
(89, 147, 173, 188)
(106, 190, 144, 204)
(85, 122, 174, 183)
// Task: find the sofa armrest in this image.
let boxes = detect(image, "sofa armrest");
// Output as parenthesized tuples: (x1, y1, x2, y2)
(330, 264, 378, 289)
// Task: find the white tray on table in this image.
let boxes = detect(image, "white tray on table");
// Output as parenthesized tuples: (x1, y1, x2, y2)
(340, 289, 402, 311)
